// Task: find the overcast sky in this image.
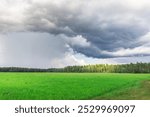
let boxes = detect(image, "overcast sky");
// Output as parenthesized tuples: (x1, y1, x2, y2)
(0, 0, 150, 68)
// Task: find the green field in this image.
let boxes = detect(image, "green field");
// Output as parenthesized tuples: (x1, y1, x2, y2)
(0, 73, 150, 100)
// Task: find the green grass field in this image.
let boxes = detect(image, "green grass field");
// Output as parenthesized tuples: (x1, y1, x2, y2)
(0, 73, 150, 100)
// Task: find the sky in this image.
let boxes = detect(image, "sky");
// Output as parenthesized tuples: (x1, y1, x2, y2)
(0, 0, 150, 68)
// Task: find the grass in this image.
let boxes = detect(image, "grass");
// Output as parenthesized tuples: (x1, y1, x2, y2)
(0, 73, 150, 100)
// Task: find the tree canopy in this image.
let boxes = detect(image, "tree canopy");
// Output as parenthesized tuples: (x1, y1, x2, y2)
(0, 63, 150, 73)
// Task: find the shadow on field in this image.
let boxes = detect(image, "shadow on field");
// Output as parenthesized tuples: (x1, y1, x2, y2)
(92, 80, 150, 100)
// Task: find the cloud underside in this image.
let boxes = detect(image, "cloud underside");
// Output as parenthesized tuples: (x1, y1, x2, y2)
(0, 0, 150, 67)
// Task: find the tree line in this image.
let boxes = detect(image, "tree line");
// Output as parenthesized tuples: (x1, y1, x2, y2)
(63, 62, 150, 73)
(0, 62, 150, 73)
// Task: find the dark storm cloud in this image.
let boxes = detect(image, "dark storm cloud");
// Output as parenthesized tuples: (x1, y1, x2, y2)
(22, 0, 150, 58)
(1, 0, 150, 58)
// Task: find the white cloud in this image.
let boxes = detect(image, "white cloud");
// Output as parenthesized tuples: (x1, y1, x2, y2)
(49, 53, 86, 68)
(63, 35, 91, 47)
(102, 46, 150, 57)
(138, 32, 150, 45)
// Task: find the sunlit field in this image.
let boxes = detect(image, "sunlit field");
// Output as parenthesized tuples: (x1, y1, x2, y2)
(0, 73, 150, 100)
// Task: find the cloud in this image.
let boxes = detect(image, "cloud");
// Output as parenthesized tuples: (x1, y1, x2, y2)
(4, 1, 150, 57)
(63, 35, 91, 47)
(0, 0, 150, 67)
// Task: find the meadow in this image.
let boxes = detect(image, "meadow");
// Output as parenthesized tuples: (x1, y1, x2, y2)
(0, 73, 150, 100)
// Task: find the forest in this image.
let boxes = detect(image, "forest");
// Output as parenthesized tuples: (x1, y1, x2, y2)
(0, 62, 150, 73)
